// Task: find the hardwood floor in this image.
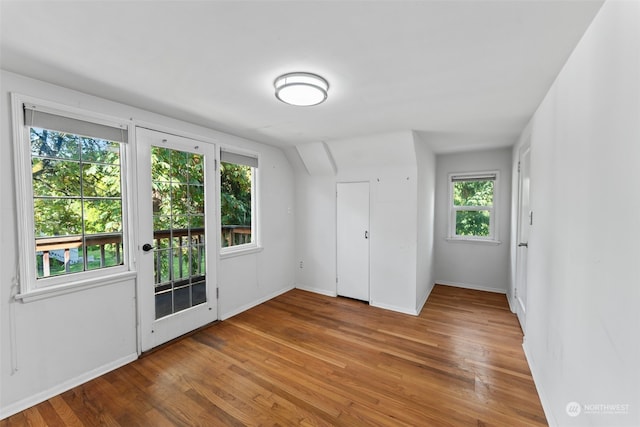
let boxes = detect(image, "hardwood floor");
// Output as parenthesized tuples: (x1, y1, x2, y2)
(2, 285, 547, 426)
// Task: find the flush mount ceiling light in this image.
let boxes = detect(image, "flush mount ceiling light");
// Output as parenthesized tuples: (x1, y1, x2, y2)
(274, 72, 329, 106)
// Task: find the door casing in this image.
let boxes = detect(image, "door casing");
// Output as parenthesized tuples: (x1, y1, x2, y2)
(136, 127, 218, 352)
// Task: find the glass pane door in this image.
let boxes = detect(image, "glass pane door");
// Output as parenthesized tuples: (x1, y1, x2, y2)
(136, 127, 216, 352)
(151, 146, 207, 319)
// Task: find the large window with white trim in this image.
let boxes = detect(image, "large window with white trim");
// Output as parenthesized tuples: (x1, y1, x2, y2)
(14, 100, 129, 293)
(449, 172, 498, 241)
(219, 149, 257, 250)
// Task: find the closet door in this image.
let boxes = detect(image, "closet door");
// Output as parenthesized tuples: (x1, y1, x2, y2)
(336, 182, 370, 302)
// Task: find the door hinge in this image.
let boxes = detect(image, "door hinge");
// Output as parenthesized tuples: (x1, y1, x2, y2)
(517, 161, 521, 173)
(336, 276, 338, 283)
(214, 159, 218, 171)
(216, 288, 219, 299)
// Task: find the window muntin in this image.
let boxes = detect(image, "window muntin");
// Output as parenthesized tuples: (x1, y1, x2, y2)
(219, 150, 257, 250)
(449, 173, 497, 240)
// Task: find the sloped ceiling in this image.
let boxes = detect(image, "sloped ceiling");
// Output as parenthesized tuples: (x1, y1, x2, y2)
(0, 0, 603, 153)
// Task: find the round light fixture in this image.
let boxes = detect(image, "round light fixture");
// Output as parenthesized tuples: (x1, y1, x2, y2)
(274, 72, 329, 106)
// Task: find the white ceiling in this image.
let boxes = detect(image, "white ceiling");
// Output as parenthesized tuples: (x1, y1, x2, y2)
(1, 0, 603, 153)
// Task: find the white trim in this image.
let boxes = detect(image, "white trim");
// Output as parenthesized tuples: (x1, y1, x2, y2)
(445, 237, 501, 245)
(436, 281, 507, 294)
(220, 285, 294, 320)
(219, 245, 263, 259)
(506, 290, 516, 313)
(0, 352, 138, 420)
(134, 121, 220, 146)
(416, 283, 434, 314)
(15, 271, 136, 303)
(295, 284, 337, 297)
(11, 93, 36, 296)
(370, 301, 419, 316)
(523, 340, 557, 427)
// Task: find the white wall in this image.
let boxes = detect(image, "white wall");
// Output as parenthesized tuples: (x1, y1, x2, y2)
(330, 131, 418, 314)
(285, 146, 338, 297)
(414, 132, 436, 312)
(218, 140, 296, 319)
(433, 147, 512, 293)
(0, 71, 295, 417)
(512, 1, 640, 425)
(292, 131, 436, 315)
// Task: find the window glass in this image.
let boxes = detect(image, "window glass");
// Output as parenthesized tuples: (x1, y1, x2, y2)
(220, 161, 253, 248)
(30, 127, 124, 278)
(453, 180, 494, 206)
(455, 210, 491, 237)
(450, 174, 497, 240)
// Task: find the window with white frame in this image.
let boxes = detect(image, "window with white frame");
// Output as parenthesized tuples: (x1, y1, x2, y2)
(449, 172, 498, 241)
(219, 150, 257, 250)
(14, 101, 129, 293)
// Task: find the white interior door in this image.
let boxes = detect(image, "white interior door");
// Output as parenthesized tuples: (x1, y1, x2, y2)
(515, 145, 531, 331)
(337, 182, 370, 301)
(136, 127, 217, 352)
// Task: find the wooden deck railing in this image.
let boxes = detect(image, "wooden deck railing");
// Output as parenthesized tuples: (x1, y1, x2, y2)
(36, 233, 123, 277)
(221, 225, 251, 247)
(35, 225, 251, 278)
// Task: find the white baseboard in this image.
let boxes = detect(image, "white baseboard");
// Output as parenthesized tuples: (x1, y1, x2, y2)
(295, 284, 337, 298)
(506, 290, 516, 313)
(0, 352, 138, 420)
(436, 280, 507, 294)
(523, 340, 557, 427)
(416, 283, 434, 314)
(220, 285, 294, 320)
(370, 301, 419, 316)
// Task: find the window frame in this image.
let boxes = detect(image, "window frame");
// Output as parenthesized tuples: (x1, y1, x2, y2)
(218, 147, 260, 257)
(447, 171, 500, 243)
(12, 94, 134, 300)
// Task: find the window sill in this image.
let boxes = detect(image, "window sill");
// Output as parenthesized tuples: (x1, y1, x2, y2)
(15, 271, 136, 303)
(220, 245, 263, 260)
(446, 237, 502, 246)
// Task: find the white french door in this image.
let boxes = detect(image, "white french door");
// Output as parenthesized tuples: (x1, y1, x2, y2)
(336, 182, 370, 302)
(136, 127, 217, 352)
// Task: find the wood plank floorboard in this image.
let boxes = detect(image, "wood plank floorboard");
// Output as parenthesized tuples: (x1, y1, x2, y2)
(1, 285, 547, 426)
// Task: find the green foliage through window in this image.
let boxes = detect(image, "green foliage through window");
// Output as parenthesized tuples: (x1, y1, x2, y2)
(150, 146, 207, 319)
(220, 161, 253, 247)
(31, 127, 124, 278)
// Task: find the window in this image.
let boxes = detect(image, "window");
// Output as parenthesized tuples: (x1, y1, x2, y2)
(219, 150, 257, 250)
(449, 172, 498, 241)
(14, 100, 129, 294)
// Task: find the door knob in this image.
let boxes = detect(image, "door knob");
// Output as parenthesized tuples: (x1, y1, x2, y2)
(518, 242, 528, 248)
(142, 243, 155, 252)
